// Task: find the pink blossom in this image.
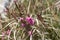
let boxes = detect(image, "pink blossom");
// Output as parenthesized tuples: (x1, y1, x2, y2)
(26, 17, 34, 25)
(28, 31, 32, 36)
(19, 17, 24, 21)
(6, 30, 11, 36)
(2, 32, 5, 40)
(2, 32, 5, 36)
(19, 16, 34, 27)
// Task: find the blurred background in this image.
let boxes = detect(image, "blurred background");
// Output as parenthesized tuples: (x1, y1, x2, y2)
(0, 0, 60, 40)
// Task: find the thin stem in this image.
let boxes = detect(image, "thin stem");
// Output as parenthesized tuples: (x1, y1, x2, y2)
(30, 35, 32, 40)
(27, 0, 31, 14)
(14, 30, 16, 40)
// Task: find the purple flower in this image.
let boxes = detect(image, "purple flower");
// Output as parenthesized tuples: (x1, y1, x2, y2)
(26, 17, 34, 25)
(21, 23, 25, 27)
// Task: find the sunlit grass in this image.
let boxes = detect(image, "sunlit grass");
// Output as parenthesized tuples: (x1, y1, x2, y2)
(0, 0, 60, 40)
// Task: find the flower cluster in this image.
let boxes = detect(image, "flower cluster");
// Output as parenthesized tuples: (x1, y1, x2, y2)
(19, 16, 34, 36)
(19, 16, 35, 27)
(2, 29, 11, 40)
(26, 17, 35, 25)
